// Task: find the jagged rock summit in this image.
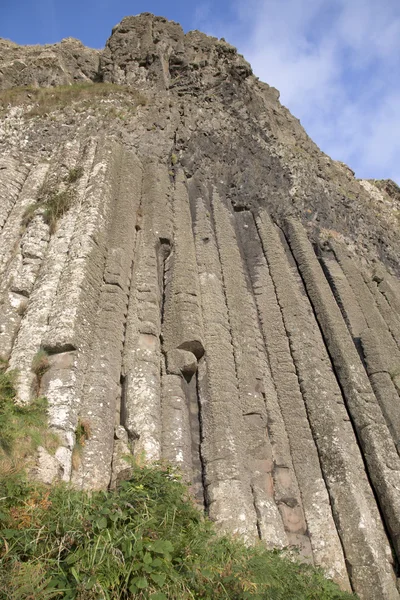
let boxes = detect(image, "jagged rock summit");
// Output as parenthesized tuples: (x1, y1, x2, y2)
(1, 13, 400, 599)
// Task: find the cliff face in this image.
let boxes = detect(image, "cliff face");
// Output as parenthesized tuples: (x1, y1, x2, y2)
(1, 13, 400, 599)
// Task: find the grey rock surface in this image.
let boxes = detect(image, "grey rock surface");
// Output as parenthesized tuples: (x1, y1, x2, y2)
(1, 13, 400, 599)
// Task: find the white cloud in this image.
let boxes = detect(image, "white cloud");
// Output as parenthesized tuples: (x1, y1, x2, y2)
(197, 0, 400, 182)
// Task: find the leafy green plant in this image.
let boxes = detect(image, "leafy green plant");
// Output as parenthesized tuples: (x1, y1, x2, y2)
(0, 462, 357, 600)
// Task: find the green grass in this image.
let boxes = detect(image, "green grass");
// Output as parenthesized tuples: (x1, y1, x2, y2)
(0, 362, 356, 600)
(0, 82, 147, 118)
(0, 462, 357, 599)
(0, 365, 58, 483)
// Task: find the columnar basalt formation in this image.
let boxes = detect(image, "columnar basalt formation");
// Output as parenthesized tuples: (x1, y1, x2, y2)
(1, 13, 400, 599)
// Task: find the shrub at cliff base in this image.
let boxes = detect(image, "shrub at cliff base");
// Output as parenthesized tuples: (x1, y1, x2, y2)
(0, 369, 356, 600)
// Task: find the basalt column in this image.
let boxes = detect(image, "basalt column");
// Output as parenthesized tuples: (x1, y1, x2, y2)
(161, 170, 204, 483)
(122, 162, 173, 463)
(0, 162, 50, 359)
(71, 147, 143, 490)
(256, 211, 399, 599)
(283, 217, 400, 598)
(193, 193, 258, 540)
(321, 250, 400, 453)
(211, 191, 310, 551)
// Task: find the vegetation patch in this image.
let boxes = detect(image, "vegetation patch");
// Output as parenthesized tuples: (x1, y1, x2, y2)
(0, 458, 356, 599)
(66, 166, 84, 184)
(0, 361, 356, 600)
(0, 82, 147, 118)
(0, 362, 57, 484)
(22, 175, 76, 234)
(31, 349, 50, 395)
(72, 418, 92, 471)
(43, 188, 74, 233)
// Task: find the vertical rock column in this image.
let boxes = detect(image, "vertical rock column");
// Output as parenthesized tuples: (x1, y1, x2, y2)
(0, 162, 50, 359)
(193, 195, 258, 540)
(211, 192, 293, 549)
(71, 148, 143, 490)
(321, 253, 400, 453)
(320, 254, 368, 339)
(122, 162, 173, 463)
(378, 275, 400, 320)
(285, 217, 400, 582)
(162, 170, 204, 358)
(0, 157, 29, 230)
(38, 139, 123, 480)
(366, 274, 400, 357)
(330, 241, 400, 377)
(254, 210, 350, 588)
(9, 140, 82, 403)
(161, 170, 204, 481)
(236, 210, 313, 558)
(360, 328, 400, 453)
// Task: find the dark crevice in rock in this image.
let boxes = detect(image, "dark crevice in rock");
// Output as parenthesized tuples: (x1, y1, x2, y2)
(250, 484, 263, 541)
(158, 238, 171, 332)
(119, 374, 127, 428)
(195, 364, 209, 513)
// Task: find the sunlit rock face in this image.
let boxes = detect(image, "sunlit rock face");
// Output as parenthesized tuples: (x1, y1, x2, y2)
(1, 14, 400, 600)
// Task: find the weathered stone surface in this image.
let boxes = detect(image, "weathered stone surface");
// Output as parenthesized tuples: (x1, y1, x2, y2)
(42, 138, 112, 353)
(122, 162, 172, 463)
(211, 191, 295, 550)
(321, 253, 400, 445)
(0, 37, 100, 89)
(162, 170, 204, 358)
(9, 141, 82, 404)
(255, 210, 353, 589)
(71, 147, 142, 490)
(285, 218, 400, 572)
(237, 210, 313, 561)
(110, 426, 132, 489)
(33, 446, 63, 485)
(2, 14, 400, 597)
(165, 349, 197, 376)
(366, 275, 400, 354)
(321, 254, 368, 338)
(0, 157, 29, 229)
(161, 373, 193, 480)
(193, 196, 258, 540)
(330, 240, 400, 375)
(360, 328, 400, 453)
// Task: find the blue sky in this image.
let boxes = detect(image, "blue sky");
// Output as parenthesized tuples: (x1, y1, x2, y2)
(1, 0, 400, 184)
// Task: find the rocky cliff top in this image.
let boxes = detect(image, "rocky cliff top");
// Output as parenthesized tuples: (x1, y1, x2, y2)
(0, 13, 399, 275)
